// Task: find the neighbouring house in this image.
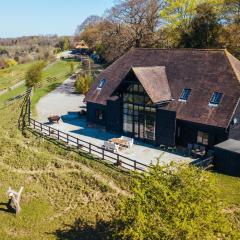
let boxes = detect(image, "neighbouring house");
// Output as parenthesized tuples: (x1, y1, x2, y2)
(85, 48, 240, 148)
(74, 40, 89, 50)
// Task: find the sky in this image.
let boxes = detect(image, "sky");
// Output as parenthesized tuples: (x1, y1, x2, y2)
(0, 0, 114, 38)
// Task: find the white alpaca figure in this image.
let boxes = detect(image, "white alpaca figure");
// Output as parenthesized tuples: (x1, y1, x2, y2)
(7, 187, 24, 214)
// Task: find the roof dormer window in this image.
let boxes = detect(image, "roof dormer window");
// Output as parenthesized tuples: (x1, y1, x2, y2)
(209, 92, 223, 106)
(97, 79, 106, 89)
(179, 88, 191, 102)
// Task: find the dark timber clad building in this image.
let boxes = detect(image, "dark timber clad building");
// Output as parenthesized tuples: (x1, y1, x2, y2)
(85, 48, 240, 148)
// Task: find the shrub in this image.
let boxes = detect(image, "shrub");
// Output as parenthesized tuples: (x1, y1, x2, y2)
(114, 163, 239, 240)
(4, 58, 17, 68)
(74, 72, 93, 95)
(25, 61, 46, 88)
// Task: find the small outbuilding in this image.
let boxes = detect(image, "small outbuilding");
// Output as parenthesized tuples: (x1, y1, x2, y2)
(214, 139, 240, 176)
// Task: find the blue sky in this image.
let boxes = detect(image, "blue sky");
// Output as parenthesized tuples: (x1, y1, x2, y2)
(0, 0, 114, 38)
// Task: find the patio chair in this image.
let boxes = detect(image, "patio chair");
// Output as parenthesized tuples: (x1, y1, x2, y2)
(120, 136, 134, 148)
(193, 144, 199, 149)
(160, 144, 166, 150)
(102, 141, 119, 153)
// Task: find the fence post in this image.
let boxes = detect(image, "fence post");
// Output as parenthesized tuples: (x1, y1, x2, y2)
(67, 134, 69, 144)
(48, 126, 50, 136)
(89, 143, 91, 154)
(134, 160, 137, 170)
(116, 154, 121, 166)
(77, 138, 79, 149)
(57, 130, 60, 140)
(33, 121, 35, 129)
(102, 148, 105, 160)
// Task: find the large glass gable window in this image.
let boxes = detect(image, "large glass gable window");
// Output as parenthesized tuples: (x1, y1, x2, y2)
(209, 92, 223, 106)
(179, 88, 191, 101)
(122, 81, 156, 142)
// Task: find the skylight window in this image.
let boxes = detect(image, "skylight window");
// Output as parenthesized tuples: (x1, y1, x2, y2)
(97, 79, 106, 89)
(179, 88, 191, 101)
(209, 92, 223, 106)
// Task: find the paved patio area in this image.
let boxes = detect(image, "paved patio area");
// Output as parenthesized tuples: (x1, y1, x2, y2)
(36, 77, 194, 167)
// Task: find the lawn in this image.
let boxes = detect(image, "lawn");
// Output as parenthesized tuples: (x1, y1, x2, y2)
(214, 172, 240, 205)
(0, 62, 33, 90)
(0, 99, 131, 240)
(0, 59, 131, 239)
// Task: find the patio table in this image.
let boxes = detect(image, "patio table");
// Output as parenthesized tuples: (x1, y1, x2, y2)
(109, 138, 129, 148)
(191, 149, 205, 158)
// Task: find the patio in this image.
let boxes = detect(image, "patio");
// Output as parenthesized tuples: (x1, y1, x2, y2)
(36, 77, 194, 168)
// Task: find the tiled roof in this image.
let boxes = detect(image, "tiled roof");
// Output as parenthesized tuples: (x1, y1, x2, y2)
(132, 66, 172, 103)
(85, 48, 240, 128)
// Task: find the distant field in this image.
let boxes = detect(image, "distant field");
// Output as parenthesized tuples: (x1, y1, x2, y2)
(0, 62, 33, 90)
(0, 60, 80, 110)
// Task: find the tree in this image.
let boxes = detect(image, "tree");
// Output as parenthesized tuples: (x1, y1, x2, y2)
(58, 37, 71, 51)
(114, 163, 239, 239)
(179, 3, 222, 48)
(75, 15, 103, 35)
(109, 0, 164, 47)
(69, 62, 74, 74)
(224, 0, 240, 24)
(74, 73, 93, 95)
(25, 61, 46, 88)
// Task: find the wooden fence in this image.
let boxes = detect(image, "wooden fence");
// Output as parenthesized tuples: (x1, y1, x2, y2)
(190, 156, 214, 169)
(29, 118, 150, 172)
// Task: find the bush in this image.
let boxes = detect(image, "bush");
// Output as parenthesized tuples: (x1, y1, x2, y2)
(74, 72, 93, 95)
(25, 61, 46, 88)
(4, 58, 17, 68)
(114, 163, 239, 240)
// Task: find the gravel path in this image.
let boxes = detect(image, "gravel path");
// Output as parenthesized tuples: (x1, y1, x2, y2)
(36, 76, 85, 122)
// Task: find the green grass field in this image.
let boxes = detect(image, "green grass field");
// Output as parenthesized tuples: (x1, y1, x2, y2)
(0, 60, 79, 110)
(0, 62, 33, 90)
(0, 100, 131, 239)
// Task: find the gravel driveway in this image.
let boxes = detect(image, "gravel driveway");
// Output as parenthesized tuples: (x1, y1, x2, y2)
(36, 76, 85, 122)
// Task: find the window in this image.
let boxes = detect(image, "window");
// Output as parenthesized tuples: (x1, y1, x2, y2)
(179, 88, 191, 101)
(209, 92, 223, 106)
(197, 131, 209, 145)
(97, 79, 106, 89)
(96, 109, 103, 120)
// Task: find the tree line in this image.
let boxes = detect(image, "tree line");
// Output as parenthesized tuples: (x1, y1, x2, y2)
(76, 0, 240, 63)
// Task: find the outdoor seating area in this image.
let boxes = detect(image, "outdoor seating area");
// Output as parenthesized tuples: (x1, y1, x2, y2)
(187, 144, 206, 158)
(102, 136, 134, 153)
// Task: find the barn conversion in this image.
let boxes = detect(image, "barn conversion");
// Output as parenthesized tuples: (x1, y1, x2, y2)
(85, 48, 240, 148)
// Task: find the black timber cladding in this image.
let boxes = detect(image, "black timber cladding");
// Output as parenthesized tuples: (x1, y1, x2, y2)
(214, 139, 240, 176)
(156, 108, 176, 146)
(106, 98, 122, 133)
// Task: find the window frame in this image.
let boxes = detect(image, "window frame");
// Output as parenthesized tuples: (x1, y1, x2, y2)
(97, 79, 106, 89)
(209, 92, 223, 106)
(179, 88, 191, 102)
(197, 131, 209, 145)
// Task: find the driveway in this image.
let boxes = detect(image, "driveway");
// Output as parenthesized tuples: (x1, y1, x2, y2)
(36, 77, 193, 168)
